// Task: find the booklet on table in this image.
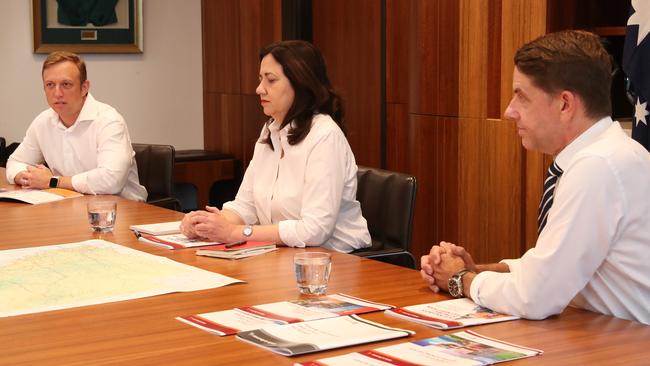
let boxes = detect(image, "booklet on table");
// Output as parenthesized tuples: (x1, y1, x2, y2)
(137, 233, 219, 250)
(296, 329, 542, 365)
(177, 293, 395, 336)
(130, 221, 222, 250)
(384, 298, 519, 329)
(237, 315, 414, 356)
(195, 241, 277, 259)
(129, 221, 182, 235)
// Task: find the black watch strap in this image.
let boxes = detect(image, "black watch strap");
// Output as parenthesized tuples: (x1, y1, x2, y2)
(49, 176, 59, 188)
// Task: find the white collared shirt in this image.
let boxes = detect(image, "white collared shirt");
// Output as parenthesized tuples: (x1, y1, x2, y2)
(6, 94, 147, 201)
(470, 117, 650, 324)
(222, 114, 371, 253)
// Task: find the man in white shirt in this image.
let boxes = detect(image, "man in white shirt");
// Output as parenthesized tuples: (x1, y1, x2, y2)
(420, 30, 650, 324)
(6, 51, 146, 201)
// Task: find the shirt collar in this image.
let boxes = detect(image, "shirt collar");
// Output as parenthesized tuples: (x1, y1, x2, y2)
(555, 116, 614, 169)
(75, 93, 97, 123)
(50, 93, 97, 130)
(267, 118, 296, 135)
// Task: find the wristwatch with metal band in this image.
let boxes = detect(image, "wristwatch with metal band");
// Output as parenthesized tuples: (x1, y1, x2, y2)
(448, 269, 470, 298)
(242, 224, 253, 237)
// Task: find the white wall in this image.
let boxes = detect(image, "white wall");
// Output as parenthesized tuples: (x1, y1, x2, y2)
(0, 0, 204, 149)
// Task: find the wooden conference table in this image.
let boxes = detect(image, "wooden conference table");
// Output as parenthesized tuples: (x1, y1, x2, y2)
(1, 169, 649, 365)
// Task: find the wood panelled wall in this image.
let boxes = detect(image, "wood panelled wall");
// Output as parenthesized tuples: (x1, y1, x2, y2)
(202, 0, 553, 265)
(202, 0, 282, 165)
(311, 0, 550, 264)
(312, 1, 382, 168)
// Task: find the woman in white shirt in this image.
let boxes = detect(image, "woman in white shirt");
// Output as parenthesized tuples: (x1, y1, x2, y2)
(180, 40, 370, 253)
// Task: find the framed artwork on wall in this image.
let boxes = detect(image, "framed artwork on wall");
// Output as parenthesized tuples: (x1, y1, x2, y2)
(32, 0, 143, 54)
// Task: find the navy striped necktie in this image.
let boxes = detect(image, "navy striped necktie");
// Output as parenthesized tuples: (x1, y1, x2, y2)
(538, 161, 563, 234)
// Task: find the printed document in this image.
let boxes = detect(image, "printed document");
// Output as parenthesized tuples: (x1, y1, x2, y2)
(177, 293, 394, 335)
(385, 298, 519, 329)
(0, 239, 243, 317)
(297, 330, 542, 365)
(237, 315, 414, 356)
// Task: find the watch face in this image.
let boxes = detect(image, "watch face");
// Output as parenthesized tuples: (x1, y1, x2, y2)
(448, 277, 462, 298)
(49, 177, 58, 188)
(243, 225, 253, 237)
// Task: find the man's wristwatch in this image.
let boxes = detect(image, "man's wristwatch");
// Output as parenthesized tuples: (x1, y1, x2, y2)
(49, 176, 60, 188)
(448, 269, 471, 298)
(242, 224, 253, 237)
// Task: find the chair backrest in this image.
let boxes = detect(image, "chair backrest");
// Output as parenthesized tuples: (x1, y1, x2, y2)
(1, 140, 20, 168)
(356, 166, 417, 252)
(132, 143, 176, 203)
(0, 137, 5, 167)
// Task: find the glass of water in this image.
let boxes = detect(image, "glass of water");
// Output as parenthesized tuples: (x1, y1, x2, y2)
(87, 200, 117, 233)
(294, 252, 331, 296)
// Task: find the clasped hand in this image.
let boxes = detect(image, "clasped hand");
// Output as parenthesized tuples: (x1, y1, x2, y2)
(180, 206, 234, 243)
(420, 241, 476, 293)
(16, 165, 53, 189)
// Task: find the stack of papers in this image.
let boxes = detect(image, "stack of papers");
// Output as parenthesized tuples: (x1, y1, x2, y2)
(129, 221, 182, 235)
(195, 241, 277, 259)
(130, 221, 220, 250)
(137, 234, 219, 250)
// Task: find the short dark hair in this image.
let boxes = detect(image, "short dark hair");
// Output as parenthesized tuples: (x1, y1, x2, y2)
(42, 51, 87, 84)
(259, 40, 345, 147)
(514, 30, 612, 118)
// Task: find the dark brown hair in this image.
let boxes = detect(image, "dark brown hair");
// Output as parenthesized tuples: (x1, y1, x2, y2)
(259, 40, 345, 147)
(42, 51, 87, 84)
(514, 30, 612, 118)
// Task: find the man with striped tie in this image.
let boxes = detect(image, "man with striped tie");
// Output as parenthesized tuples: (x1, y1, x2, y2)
(421, 30, 650, 325)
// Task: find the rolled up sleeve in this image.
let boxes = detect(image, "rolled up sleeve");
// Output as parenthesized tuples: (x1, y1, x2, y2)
(470, 156, 620, 319)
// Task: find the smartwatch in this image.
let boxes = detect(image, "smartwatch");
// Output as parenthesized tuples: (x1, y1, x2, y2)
(242, 224, 253, 237)
(448, 269, 470, 298)
(49, 176, 60, 188)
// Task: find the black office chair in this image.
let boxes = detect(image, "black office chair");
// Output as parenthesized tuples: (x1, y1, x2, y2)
(174, 182, 199, 212)
(132, 143, 181, 211)
(0, 139, 20, 168)
(352, 166, 417, 269)
(0, 137, 5, 167)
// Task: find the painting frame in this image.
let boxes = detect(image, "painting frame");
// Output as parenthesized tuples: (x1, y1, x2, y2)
(32, 0, 143, 54)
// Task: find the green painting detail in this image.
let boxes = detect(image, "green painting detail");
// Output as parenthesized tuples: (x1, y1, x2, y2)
(57, 0, 118, 26)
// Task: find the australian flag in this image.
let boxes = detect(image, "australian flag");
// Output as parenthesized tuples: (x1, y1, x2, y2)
(623, 0, 650, 151)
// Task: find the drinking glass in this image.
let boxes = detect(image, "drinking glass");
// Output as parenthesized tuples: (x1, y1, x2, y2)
(87, 200, 117, 233)
(294, 252, 331, 295)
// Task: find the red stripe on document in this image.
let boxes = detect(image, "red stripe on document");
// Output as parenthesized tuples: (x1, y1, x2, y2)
(359, 350, 422, 366)
(336, 293, 395, 309)
(179, 315, 240, 335)
(465, 330, 544, 353)
(238, 306, 303, 323)
(391, 308, 463, 327)
(141, 234, 185, 249)
(336, 306, 380, 316)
